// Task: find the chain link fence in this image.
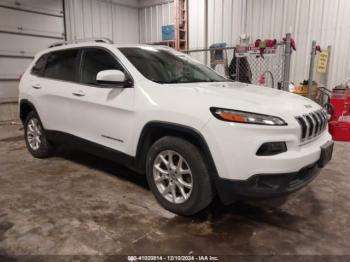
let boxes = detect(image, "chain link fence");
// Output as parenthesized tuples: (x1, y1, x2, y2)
(184, 39, 290, 90)
(232, 45, 286, 89)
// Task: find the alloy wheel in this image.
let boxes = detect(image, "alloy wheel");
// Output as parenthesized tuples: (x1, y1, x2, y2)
(153, 150, 193, 204)
(27, 118, 42, 151)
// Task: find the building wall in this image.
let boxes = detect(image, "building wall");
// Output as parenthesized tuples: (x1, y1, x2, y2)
(2, 0, 349, 108)
(207, 0, 246, 48)
(65, 0, 174, 44)
(64, 0, 139, 44)
(246, 0, 350, 89)
(188, 0, 246, 50)
(189, 0, 350, 88)
(0, 0, 64, 104)
(138, 0, 174, 43)
(188, 0, 205, 51)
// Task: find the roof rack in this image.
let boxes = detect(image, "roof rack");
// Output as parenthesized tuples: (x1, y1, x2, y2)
(49, 37, 114, 48)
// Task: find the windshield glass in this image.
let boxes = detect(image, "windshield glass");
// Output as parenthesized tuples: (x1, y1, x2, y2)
(118, 47, 229, 84)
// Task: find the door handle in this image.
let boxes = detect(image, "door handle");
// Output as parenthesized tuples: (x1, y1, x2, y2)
(32, 84, 42, 89)
(72, 90, 85, 97)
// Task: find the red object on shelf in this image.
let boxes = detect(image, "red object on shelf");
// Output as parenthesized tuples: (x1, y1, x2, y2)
(254, 39, 277, 58)
(328, 86, 350, 141)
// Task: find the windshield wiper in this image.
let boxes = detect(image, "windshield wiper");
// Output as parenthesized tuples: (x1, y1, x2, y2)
(153, 79, 181, 84)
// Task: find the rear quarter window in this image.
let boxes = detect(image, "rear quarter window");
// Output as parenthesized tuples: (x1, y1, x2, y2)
(31, 54, 49, 76)
(43, 49, 80, 82)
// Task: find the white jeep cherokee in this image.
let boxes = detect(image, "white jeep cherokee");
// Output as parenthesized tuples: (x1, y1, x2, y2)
(19, 39, 333, 216)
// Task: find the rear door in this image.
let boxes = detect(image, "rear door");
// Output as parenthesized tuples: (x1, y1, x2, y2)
(69, 47, 135, 154)
(32, 48, 81, 134)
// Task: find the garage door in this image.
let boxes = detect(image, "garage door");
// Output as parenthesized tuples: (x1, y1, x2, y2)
(0, 0, 65, 103)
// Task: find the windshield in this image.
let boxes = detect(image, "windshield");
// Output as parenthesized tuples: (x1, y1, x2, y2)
(118, 47, 229, 84)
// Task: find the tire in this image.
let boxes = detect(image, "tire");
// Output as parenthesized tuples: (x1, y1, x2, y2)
(146, 136, 214, 216)
(24, 111, 55, 158)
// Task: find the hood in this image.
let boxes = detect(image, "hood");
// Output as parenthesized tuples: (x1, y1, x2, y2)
(162, 81, 321, 118)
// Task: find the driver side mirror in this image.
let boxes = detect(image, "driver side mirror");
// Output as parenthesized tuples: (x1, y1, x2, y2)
(96, 70, 133, 87)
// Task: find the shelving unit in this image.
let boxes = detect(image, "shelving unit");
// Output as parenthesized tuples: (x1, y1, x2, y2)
(145, 0, 188, 50)
(174, 0, 188, 50)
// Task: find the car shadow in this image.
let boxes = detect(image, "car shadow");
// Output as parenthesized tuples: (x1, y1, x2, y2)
(55, 145, 149, 190)
(55, 145, 303, 233)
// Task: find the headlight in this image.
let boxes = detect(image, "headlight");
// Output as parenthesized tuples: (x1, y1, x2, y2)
(210, 107, 287, 126)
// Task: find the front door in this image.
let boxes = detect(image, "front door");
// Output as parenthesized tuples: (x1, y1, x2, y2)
(69, 47, 135, 155)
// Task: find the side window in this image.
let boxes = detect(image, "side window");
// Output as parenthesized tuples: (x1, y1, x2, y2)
(31, 54, 48, 76)
(80, 48, 124, 85)
(43, 49, 79, 82)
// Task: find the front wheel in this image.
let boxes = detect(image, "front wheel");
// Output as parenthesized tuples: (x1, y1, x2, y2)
(146, 136, 214, 216)
(24, 111, 55, 158)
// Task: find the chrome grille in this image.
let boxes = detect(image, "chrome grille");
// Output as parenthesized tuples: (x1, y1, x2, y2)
(295, 109, 328, 142)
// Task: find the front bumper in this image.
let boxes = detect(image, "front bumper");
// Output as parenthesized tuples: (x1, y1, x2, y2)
(216, 161, 321, 204)
(201, 117, 333, 180)
(201, 117, 333, 204)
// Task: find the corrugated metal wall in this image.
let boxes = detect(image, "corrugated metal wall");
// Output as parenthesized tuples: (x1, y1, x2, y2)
(189, 0, 350, 88)
(2, 0, 348, 97)
(65, 0, 174, 44)
(207, 0, 246, 47)
(187, 0, 206, 63)
(138, 0, 174, 43)
(188, 0, 246, 49)
(65, 0, 139, 43)
(0, 0, 64, 104)
(188, 0, 205, 50)
(245, 0, 350, 89)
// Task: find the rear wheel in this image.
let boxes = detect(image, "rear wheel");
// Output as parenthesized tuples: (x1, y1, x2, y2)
(146, 136, 213, 216)
(24, 111, 55, 158)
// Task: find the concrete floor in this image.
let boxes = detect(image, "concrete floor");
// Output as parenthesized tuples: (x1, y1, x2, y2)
(0, 123, 350, 257)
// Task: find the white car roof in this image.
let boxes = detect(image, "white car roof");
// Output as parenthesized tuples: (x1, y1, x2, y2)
(35, 41, 175, 60)
(47, 42, 168, 51)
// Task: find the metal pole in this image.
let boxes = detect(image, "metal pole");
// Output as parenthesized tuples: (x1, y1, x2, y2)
(174, 0, 179, 49)
(308, 40, 317, 98)
(325, 45, 332, 90)
(183, 46, 236, 53)
(236, 52, 240, 81)
(283, 33, 292, 91)
(204, 0, 208, 65)
(62, 0, 67, 41)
